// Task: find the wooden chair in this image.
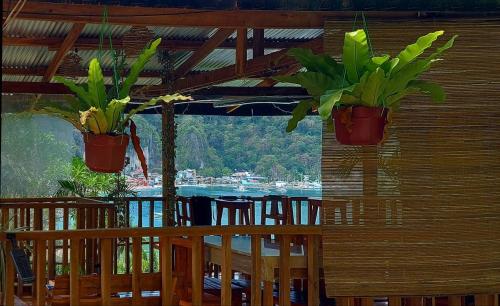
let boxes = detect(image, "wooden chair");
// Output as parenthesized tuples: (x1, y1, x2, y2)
(175, 196, 193, 226)
(308, 198, 322, 225)
(215, 198, 252, 226)
(261, 195, 294, 226)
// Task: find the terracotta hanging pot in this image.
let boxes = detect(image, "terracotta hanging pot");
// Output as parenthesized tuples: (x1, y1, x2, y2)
(83, 133, 129, 173)
(333, 106, 388, 145)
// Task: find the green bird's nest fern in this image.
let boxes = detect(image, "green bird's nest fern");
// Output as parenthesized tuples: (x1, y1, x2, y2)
(274, 29, 458, 132)
(32, 38, 191, 135)
(31, 37, 191, 178)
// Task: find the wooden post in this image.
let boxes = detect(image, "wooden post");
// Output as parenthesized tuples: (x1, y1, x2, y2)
(251, 235, 262, 306)
(159, 49, 176, 227)
(101, 238, 112, 306)
(70, 238, 80, 306)
(221, 234, 232, 306)
(236, 28, 247, 75)
(252, 28, 265, 57)
(307, 234, 320, 306)
(160, 236, 174, 306)
(132, 237, 142, 306)
(191, 236, 203, 306)
(279, 235, 291, 306)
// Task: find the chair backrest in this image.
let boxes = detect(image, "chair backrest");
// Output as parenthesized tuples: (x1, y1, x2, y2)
(176, 196, 193, 226)
(261, 195, 293, 225)
(308, 198, 322, 225)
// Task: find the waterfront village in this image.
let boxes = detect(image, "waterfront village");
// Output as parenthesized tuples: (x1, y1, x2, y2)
(125, 168, 321, 192)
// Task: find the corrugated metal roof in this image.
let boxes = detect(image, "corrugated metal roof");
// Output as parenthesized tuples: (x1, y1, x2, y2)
(149, 26, 218, 40)
(194, 48, 280, 71)
(73, 76, 161, 86)
(2, 75, 44, 83)
(215, 79, 263, 87)
(3, 19, 73, 37)
(1, 19, 322, 87)
(227, 28, 323, 40)
(2, 46, 55, 67)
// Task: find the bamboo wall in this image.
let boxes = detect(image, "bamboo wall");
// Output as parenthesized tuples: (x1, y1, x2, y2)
(321, 19, 500, 296)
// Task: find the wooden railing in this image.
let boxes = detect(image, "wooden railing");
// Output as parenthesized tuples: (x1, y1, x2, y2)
(1, 225, 322, 306)
(0, 198, 116, 281)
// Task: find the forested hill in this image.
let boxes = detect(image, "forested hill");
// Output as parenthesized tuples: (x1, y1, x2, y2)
(135, 115, 322, 181)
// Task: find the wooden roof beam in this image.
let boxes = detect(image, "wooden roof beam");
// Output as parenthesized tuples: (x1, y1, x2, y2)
(175, 28, 234, 78)
(43, 23, 85, 82)
(5, 1, 483, 29)
(252, 29, 265, 58)
(171, 36, 322, 93)
(3, 36, 316, 51)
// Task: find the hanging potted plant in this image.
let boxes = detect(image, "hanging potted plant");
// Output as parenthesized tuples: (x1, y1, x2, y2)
(275, 29, 457, 145)
(32, 37, 191, 176)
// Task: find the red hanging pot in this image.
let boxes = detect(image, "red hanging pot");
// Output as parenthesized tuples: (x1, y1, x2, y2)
(333, 106, 388, 145)
(83, 133, 129, 173)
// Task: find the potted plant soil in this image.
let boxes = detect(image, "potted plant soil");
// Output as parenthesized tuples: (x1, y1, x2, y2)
(32, 37, 190, 176)
(275, 29, 457, 145)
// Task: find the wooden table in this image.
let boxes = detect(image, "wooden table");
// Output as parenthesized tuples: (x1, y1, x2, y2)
(204, 235, 315, 305)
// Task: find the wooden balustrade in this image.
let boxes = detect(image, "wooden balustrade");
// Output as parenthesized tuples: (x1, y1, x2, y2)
(1, 225, 322, 306)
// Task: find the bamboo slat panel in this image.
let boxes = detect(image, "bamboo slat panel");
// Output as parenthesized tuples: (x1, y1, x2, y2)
(321, 19, 500, 297)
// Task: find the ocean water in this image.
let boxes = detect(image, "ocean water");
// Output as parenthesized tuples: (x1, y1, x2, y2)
(132, 185, 322, 227)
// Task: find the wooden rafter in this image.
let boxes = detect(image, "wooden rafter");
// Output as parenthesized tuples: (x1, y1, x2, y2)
(175, 28, 234, 78)
(256, 63, 301, 87)
(2, 36, 315, 51)
(235, 28, 247, 75)
(2, 1, 471, 29)
(43, 23, 85, 82)
(169, 36, 322, 93)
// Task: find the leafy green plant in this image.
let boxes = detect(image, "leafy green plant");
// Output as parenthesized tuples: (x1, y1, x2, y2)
(275, 29, 458, 132)
(32, 37, 191, 177)
(55, 157, 117, 197)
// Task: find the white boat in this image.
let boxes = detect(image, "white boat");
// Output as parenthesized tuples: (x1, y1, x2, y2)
(235, 185, 247, 192)
(276, 187, 287, 193)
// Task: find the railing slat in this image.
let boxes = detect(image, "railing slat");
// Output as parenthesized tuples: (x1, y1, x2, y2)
(4, 240, 15, 306)
(35, 239, 46, 306)
(307, 234, 320, 306)
(132, 236, 142, 306)
(48, 207, 56, 279)
(149, 200, 154, 272)
(138, 200, 143, 227)
(160, 236, 173, 306)
(279, 234, 291, 306)
(221, 234, 232, 306)
(251, 234, 262, 306)
(448, 296, 463, 306)
(388, 296, 402, 306)
(101, 238, 112, 306)
(62, 207, 69, 271)
(70, 238, 80, 306)
(191, 235, 203, 306)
